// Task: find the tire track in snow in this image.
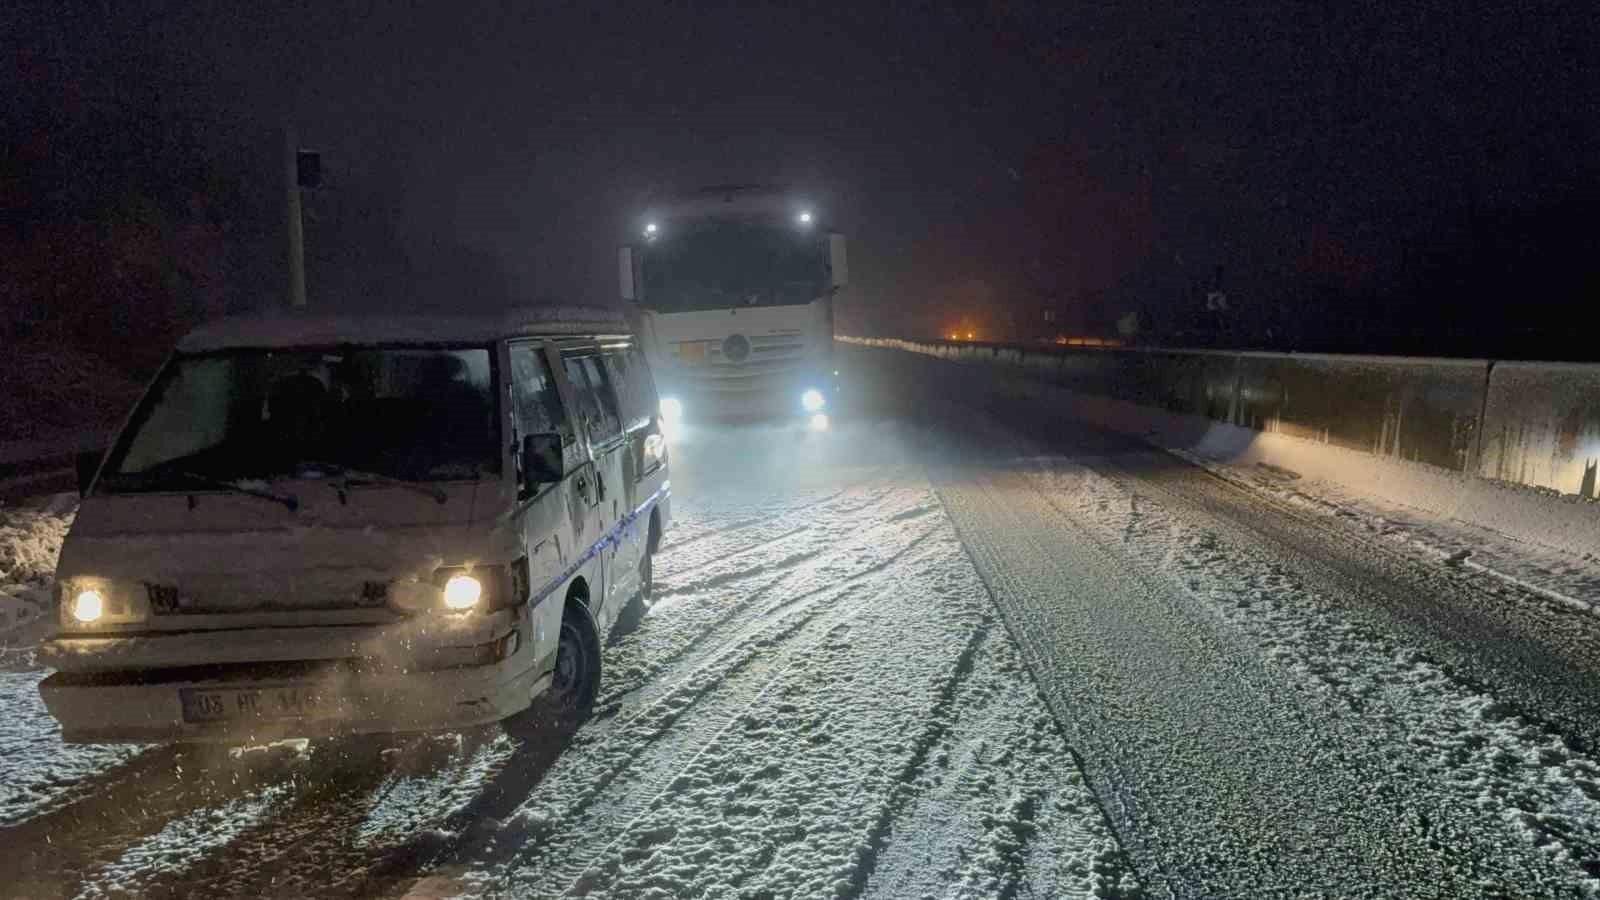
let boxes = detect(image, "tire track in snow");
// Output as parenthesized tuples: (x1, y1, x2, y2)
(602, 486, 938, 711)
(653, 524, 811, 585)
(544, 530, 983, 897)
(857, 626, 1137, 900)
(838, 617, 996, 897)
(402, 531, 953, 897)
(0, 743, 324, 898)
(658, 471, 882, 553)
(609, 520, 940, 721)
(534, 502, 1128, 900)
(65, 736, 489, 900)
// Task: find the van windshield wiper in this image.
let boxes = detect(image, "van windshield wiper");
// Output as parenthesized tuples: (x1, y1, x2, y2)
(172, 470, 300, 512)
(297, 461, 448, 505)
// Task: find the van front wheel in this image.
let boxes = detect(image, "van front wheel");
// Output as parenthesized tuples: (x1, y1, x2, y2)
(537, 601, 601, 725)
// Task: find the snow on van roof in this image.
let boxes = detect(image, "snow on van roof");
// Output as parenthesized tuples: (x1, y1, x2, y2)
(178, 305, 631, 351)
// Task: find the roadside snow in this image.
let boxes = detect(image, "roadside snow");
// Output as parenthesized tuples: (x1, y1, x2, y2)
(1188, 456, 1600, 615)
(0, 495, 72, 653)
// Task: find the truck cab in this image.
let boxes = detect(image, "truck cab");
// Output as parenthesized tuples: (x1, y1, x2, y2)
(620, 185, 847, 426)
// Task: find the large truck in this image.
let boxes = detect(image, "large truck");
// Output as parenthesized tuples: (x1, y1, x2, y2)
(619, 185, 847, 426)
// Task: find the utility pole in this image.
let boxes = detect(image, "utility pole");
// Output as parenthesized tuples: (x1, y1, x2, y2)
(284, 125, 307, 308)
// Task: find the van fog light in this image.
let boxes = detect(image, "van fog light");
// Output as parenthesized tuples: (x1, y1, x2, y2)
(72, 589, 105, 623)
(443, 575, 483, 610)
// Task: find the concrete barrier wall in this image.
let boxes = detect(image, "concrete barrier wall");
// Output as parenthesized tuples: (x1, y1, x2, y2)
(840, 335, 1600, 505)
(1232, 354, 1488, 472)
(1478, 362, 1600, 499)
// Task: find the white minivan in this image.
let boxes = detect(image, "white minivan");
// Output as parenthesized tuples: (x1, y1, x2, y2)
(39, 306, 670, 743)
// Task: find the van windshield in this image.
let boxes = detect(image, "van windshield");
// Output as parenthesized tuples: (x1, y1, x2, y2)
(99, 346, 498, 491)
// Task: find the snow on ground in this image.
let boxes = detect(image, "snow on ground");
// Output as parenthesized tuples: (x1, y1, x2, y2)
(1188, 455, 1600, 614)
(0, 494, 157, 832)
(0, 494, 72, 654)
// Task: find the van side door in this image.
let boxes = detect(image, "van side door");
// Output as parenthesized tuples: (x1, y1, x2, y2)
(559, 346, 628, 628)
(603, 344, 666, 560)
(507, 342, 577, 660)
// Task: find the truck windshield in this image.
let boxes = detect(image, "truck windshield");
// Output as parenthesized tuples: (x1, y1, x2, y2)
(98, 346, 498, 491)
(640, 220, 827, 313)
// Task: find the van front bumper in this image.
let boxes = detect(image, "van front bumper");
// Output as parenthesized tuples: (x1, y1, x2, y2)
(38, 653, 549, 744)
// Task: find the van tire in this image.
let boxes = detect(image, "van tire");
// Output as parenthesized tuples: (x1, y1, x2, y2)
(610, 513, 660, 640)
(637, 544, 654, 607)
(533, 599, 602, 727)
(608, 547, 653, 641)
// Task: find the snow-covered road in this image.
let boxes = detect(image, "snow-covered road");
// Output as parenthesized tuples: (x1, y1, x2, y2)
(3, 345, 1600, 898)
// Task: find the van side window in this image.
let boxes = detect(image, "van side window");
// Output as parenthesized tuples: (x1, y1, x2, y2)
(562, 352, 622, 444)
(509, 344, 567, 439)
(603, 348, 655, 433)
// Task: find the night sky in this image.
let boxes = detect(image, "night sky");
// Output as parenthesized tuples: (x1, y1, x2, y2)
(7, 1, 1598, 355)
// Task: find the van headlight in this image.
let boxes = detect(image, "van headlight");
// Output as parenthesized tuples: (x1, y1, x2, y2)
(443, 574, 483, 610)
(58, 578, 148, 628)
(72, 589, 105, 623)
(419, 562, 526, 614)
(801, 388, 826, 412)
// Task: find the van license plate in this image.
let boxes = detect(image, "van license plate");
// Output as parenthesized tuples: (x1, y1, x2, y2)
(180, 686, 335, 723)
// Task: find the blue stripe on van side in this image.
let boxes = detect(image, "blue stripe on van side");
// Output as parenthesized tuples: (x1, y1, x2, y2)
(528, 485, 668, 609)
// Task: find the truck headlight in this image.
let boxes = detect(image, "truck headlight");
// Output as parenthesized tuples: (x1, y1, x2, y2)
(72, 589, 105, 623)
(801, 389, 826, 412)
(442, 574, 483, 610)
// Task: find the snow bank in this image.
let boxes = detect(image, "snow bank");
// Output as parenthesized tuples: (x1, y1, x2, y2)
(0, 495, 73, 651)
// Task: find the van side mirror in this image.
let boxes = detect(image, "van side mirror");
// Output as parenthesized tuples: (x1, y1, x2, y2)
(828, 233, 848, 289)
(521, 433, 565, 490)
(75, 449, 104, 497)
(619, 246, 636, 302)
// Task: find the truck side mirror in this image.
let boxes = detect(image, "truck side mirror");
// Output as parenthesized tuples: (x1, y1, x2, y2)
(619, 246, 636, 302)
(521, 433, 565, 492)
(828, 233, 848, 289)
(75, 449, 104, 497)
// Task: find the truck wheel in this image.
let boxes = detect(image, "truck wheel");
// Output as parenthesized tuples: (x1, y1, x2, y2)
(537, 600, 602, 725)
